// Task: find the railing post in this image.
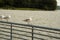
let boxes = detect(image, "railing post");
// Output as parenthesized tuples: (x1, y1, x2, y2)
(10, 24, 12, 40)
(32, 26, 34, 40)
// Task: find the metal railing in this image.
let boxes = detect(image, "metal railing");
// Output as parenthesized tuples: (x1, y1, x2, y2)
(0, 21, 60, 40)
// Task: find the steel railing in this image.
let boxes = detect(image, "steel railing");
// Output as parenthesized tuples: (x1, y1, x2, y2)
(0, 21, 60, 40)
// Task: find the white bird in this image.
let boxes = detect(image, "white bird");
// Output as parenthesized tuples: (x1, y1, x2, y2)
(23, 17, 32, 24)
(0, 15, 5, 21)
(3, 15, 11, 22)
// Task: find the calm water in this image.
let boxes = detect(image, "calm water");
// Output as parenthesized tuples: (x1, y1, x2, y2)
(0, 10, 60, 29)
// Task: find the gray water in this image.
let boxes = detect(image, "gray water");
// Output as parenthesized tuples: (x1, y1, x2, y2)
(0, 10, 60, 29)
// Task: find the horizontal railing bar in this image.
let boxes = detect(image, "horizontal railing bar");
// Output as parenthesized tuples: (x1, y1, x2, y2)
(0, 37, 10, 40)
(0, 30, 45, 40)
(0, 29, 60, 39)
(13, 30, 60, 39)
(1, 25, 60, 35)
(0, 27, 60, 34)
(33, 33, 60, 39)
(10, 25, 60, 34)
(0, 27, 10, 30)
(0, 21, 60, 31)
(0, 24, 31, 29)
(0, 33, 43, 39)
(34, 29, 60, 34)
(0, 30, 10, 33)
(0, 31, 32, 37)
(0, 33, 27, 40)
(0, 21, 60, 40)
(0, 27, 60, 39)
(12, 37, 27, 40)
(0, 23, 60, 35)
(0, 33, 45, 40)
(0, 27, 31, 34)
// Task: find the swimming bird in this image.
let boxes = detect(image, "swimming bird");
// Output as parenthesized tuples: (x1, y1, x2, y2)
(0, 15, 5, 21)
(3, 15, 11, 22)
(23, 17, 32, 24)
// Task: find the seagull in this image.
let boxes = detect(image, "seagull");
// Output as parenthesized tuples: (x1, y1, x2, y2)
(0, 15, 5, 21)
(3, 15, 11, 22)
(23, 17, 32, 24)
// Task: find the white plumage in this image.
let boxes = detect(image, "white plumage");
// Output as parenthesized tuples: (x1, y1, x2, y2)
(0, 15, 5, 21)
(0, 15, 11, 22)
(3, 15, 11, 22)
(23, 17, 32, 24)
(3, 15, 11, 19)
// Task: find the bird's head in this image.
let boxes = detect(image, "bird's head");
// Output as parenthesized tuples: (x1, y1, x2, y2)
(1, 15, 5, 18)
(8, 15, 11, 18)
(29, 17, 32, 21)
